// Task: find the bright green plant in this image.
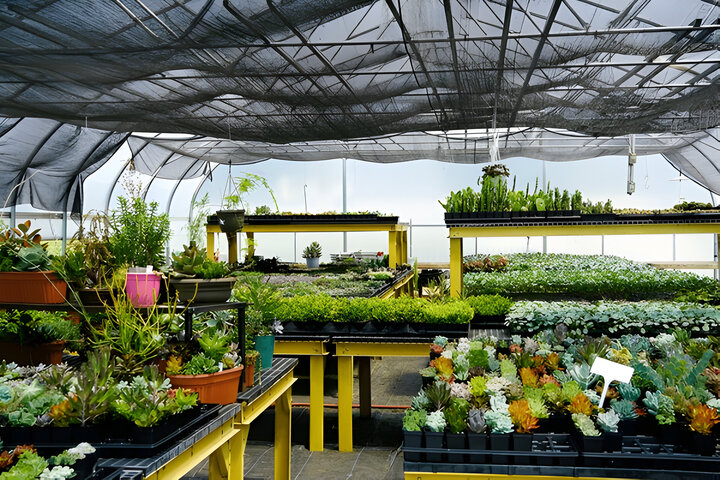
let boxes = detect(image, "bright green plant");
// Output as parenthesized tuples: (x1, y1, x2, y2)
(187, 193, 210, 247)
(643, 391, 675, 425)
(572, 413, 600, 436)
(302, 241, 322, 259)
(402, 408, 427, 431)
(109, 196, 170, 269)
(445, 397, 471, 433)
(223, 173, 278, 212)
(113, 365, 198, 427)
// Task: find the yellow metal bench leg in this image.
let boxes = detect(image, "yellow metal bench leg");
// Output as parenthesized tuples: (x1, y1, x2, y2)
(337, 355, 354, 452)
(309, 355, 325, 451)
(208, 423, 248, 480)
(274, 387, 292, 480)
(401, 230, 408, 264)
(246, 232, 255, 261)
(388, 231, 398, 269)
(450, 237, 463, 298)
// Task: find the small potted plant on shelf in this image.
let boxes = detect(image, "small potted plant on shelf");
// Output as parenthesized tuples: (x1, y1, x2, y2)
(243, 349, 260, 389)
(302, 241, 322, 269)
(0, 310, 80, 365)
(166, 330, 244, 404)
(217, 173, 279, 233)
(232, 275, 282, 370)
(170, 242, 236, 304)
(0, 220, 67, 304)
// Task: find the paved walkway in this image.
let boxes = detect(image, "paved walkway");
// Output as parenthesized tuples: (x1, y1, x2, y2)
(181, 355, 427, 480)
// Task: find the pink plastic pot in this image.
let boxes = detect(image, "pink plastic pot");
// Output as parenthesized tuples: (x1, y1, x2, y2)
(126, 272, 161, 307)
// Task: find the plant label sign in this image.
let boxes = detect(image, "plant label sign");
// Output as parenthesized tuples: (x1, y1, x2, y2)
(591, 357, 634, 409)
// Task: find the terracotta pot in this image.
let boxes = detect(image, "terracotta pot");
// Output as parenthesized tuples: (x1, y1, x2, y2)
(0, 271, 67, 304)
(243, 361, 255, 389)
(168, 365, 244, 404)
(0, 340, 65, 365)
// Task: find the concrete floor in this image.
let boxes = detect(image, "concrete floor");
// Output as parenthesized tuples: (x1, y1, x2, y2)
(180, 355, 427, 480)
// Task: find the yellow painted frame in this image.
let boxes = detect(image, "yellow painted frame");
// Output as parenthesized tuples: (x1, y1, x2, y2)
(275, 339, 329, 452)
(144, 368, 296, 480)
(206, 222, 408, 267)
(448, 222, 720, 297)
(334, 341, 431, 452)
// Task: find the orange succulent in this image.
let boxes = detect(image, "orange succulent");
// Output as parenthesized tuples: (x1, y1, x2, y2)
(688, 404, 720, 435)
(567, 393, 594, 416)
(519, 367, 539, 388)
(508, 399, 540, 433)
(430, 357, 454, 380)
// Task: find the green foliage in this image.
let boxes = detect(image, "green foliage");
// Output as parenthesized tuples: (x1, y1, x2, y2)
(617, 383, 641, 402)
(508, 300, 720, 337)
(109, 196, 171, 268)
(0, 379, 64, 427)
(463, 295, 512, 316)
(0, 221, 51, 272)
(0, 310, 80, 345)
(643, 391, 676, 425)
(402, 408, 427, 431)
(171, 242, 205, 276)
(223, 173, 278, 211)
(114, 366, 198, 427)
(188, 193, 210, 247)
(274, 294, 473, 325)
(15, 245, 51, 271)
(0, 451, 48, 480)
(233, 274, 282, 335)
(197, 331, 231, 363)
(572, 413, 600, 436)
(182, 353, 219, 375)
(425, 381, 451, 411)
(445, 397, 471, 433)
(302, 241, 322, 259)
(610, 399, 638, 420)
(465, 253, 717, 301)
(467, 347, 489, 369)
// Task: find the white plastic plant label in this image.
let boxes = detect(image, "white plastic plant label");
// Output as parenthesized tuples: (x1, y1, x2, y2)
(146, 265, 153, 273)
(591, 357, 634, 409)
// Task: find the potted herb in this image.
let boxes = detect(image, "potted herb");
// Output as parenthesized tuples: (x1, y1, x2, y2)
(109, 196, 170, 307)
(302, 241, 322, 269)
(0, 221, 67, 304)
(0, 310, 80, 365)
(166, 330, 243, 404)
(170, 242, 236, 304)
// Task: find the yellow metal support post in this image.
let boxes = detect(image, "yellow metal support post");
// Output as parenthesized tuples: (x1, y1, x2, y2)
(449, 237, 463, 298)
(274, 387, 292, 480)
(206, 231, 215, 260)
(227, 233, 238, 264)
(309, 355, 325, 451)
(246, 231, 255, 260)
(401, 229, 408, 264)
(388, 230, 398, 268)
(337, 355, 354, 452)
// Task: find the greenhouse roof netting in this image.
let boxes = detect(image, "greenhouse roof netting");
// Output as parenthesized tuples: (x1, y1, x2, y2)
(1, 0, 720, 212)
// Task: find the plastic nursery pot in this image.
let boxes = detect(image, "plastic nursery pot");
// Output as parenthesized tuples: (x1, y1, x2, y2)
(0, 340, 65, 366)
(0, 271, 67, 303)
(512, 433, 533, 465)
(446, 432, 467, 463)
(305, 257, 320, 269)
(424, 431, 445, 463)
(489, 433, 511, 464)
(603, 431, 623, 452)
(169, 277, 236, 304)
(403, 430, 423, 462)
(168, 365, 243, 405)
(254, 335, 275, 370)
(126, 271, 161, 307)
(690, 431, 717, 456)
(467, 432, 488, 464)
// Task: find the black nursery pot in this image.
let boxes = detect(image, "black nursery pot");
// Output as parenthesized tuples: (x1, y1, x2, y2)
(690, 431, 717, 456)
(489, 432, 511, 464)
(424, 431, 445, 462)
(403, 430, 423, 462)
(467, 432, 488, 464)
(603, 431, 623, 452)
(512, 433, 533, 465)
(446, 432, 467, 463)
(619, 418, 638, 436)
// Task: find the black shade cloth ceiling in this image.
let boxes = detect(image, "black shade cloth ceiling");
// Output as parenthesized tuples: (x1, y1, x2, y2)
(0, 0, 719, 142)
(1, 1, 720, 212)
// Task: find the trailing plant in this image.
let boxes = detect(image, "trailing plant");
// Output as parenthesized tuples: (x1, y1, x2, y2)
(223, 173, 278, 212)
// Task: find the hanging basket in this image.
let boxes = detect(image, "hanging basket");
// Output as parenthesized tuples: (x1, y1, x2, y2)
(215, 209, 245, 233)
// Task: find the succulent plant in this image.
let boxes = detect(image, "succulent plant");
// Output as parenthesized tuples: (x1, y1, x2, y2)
(425, 381, 451, 411)
(402, 409, 427, 432)
(485, 410, 513, 433)
(643, 391, 676, 425)
(597, 409, 620, 433)
(467, 408, 486, 433)
(610, 398, 638, 420)
(617, 383, 641, 403)
(508, 399, 539, 433)
(425, 410, 446, 432)
(301, 241, 322, 259)
(688, 404, 720, 435)
(572, 413, 600, 436)
(171, 242, 206, 277)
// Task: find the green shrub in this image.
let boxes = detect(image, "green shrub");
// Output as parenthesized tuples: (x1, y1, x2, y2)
(464, 295, 512, 316)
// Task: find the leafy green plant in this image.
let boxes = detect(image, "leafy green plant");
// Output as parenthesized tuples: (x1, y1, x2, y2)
(223, 173, 278, 212)
(445, 397, 471, 433)
(0, 221, 51, 272)
(302, 242, 322, 259)
(572, 413, 600, 436)
(109, 196, 170, 269)
(402, 408, 427, 431)
(0, 310, 79, 345)
(114, 366, 197, 427)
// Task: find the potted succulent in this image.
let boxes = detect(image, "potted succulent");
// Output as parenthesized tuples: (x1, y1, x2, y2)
(109, 196, 170, 307)
(0, 221, 67, 304)
(302, 241, 322, 269)
(686, 403, 720, 455)
(0, 310, 80, 365)
(170, 242, 236, 304)
(243, 350, 260, 389)
(166, 330, 243, 404)
(402, 408, 427, 462)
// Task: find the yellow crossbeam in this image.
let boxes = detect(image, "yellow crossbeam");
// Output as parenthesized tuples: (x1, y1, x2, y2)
(275, 339, 329, 355)
(449, 222, 720, 238)
(335, 341, 431, 357)
(238, 370, 297, 425)
(379, 272, 414, 299)
(207, 223, 408, 233)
